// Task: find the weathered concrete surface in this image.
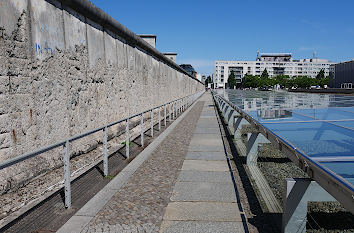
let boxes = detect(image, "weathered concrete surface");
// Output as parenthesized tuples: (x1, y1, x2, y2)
(0, 0, 203, 222)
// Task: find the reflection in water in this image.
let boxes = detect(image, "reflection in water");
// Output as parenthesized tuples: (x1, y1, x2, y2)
(257, 109, 292, 120)
(218, 89, 335, 112)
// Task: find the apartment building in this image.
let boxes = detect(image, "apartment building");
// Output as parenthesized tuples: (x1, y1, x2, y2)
(214, 52, 335, 88)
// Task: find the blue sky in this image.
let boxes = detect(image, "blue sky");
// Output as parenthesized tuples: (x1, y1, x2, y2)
(90, 0, 354, 76)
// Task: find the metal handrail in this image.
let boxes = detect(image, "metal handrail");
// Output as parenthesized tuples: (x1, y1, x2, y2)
(0, 90, 205, 208)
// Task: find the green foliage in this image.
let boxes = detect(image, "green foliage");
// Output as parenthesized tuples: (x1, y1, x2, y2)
(316, 69, 325, 79)
(241, 74, 329, 89)
(261, 68, 269, 79)
(205, 76, 212, 87)
(228, 70, 237, 89)
(121, 141, 133, 147)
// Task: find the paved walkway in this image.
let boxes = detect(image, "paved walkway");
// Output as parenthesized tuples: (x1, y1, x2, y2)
(57, 93, 246, 233)
(159, 94, 245, 233)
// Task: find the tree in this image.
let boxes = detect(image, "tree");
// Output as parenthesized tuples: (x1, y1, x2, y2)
(228, 70, 236, 89)
(316, 69, 325, 79)
(204, 76, 212, 87)
(261, 68, 269, 79)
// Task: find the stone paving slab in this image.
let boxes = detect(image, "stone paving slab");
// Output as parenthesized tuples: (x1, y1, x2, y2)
(160, 221, 245, 233)
(163, 202, 242, 222)
(191, 133, 223, 141)
(200, 111, 217, 114)
(199, 115, 217, 119)
(181, 160, 230, 172)
(189, 136, 224, 147)
(196, 120, 219, 128)
(185, 151, 226, 161)
(177, 170, 233, 183)
(170, 181, 237, 202)
(196, 117, 219, 124)
(188, 144, 224, 152)
(193, 127, 220, 134)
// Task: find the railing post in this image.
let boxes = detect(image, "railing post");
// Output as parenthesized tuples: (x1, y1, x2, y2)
(64, 140, 72, 209)
(174, 101, 176, 117)
(164, 104, 167, 126)
(171, 102, 175, 119)
(178, 100, 182, 115)
(158, 107, 161, 131)
(151, 109, 154, 137)
(178, 100, 181, 114)
(103, 126, 108, 176)
(140, 114, 144, 147)
(125, 118, 130, 158)
(169, 103, 172, 121)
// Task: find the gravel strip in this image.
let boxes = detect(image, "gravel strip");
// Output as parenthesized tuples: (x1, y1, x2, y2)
(81, 101, 205, 233)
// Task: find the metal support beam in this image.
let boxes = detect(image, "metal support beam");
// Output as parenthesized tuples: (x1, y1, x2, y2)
(247, 132, 269, 166)
(282, 178, 336, 233)
(140, 114, 144, 147)
(103, 126, 108, 176)
(64, 140, 71, 209)
(164, 104, 167, 126)
(125, 118, 130, 158)
(158, 107, 161, 131)
(168, 104, 172, 121)
(234, 116, 250, 141)
(151, 110, 154, 137)
(173, 102, 176, 119)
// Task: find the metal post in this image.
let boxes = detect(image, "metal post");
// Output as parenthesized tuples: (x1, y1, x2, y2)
(164, 104, 167, 126)
(282, 178, 335, 233)
(151, 109, 154, 137)
(64, 140, 72, 209)
(103, 126, 108, 176)
(172, 102, 175, 119)
(179, 99, 181, 113)
(140, 114, 144, 147)
(158, 107, 161, 131)
(178, 100, 181, 114)
(169, 103, 171, 121)
(125, 118, 130, 158)
(174, 101, 176, 117)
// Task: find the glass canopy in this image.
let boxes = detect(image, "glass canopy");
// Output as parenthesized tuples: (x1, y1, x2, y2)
(217, 89, 354, 190)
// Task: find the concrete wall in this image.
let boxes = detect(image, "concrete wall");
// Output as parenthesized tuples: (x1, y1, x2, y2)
(0, 0, 203, 192)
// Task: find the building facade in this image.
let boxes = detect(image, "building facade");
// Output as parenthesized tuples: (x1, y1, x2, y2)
(214, 53, 335, 88)
(180, 64, 197, 78)
(331, 60, 354, 88)
(137, 34, 157, 48)
(163, 53, 177, 63)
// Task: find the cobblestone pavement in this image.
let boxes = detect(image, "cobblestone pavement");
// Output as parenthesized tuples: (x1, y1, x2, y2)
(81, 100, 205, 233)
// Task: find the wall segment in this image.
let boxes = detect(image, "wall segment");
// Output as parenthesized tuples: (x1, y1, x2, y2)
(0, 0, 203, 193)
